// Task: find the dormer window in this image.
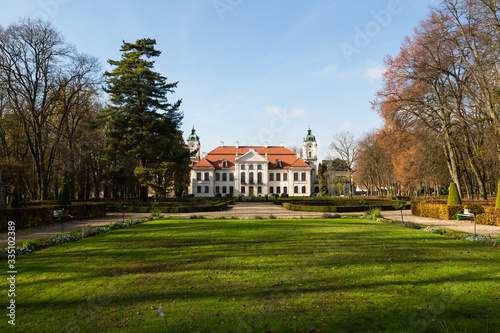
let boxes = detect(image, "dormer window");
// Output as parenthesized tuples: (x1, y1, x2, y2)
(275, 159, 282, 169)
(222, 159, 228, 168)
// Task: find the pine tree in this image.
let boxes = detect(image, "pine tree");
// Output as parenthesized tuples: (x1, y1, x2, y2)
(8, 186, 20, 208)
(57, 183, 71, 206)
(103, 38, 190, 201)
(447, 182, 461, 205)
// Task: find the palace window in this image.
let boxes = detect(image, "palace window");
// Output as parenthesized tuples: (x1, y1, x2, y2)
(222, 186, 227, 194)
(249, 165, 254, 170)
(258, 186, 262, 194)
(241, 172, 246, 184)
(222, 159, 228, 168)
(302, 172, 307, 181)
(257, 172, 262, 184)
(216, 186, 220, 194)
(241, 186, 246, 194)
(222, 173, 227, 181)
(229, 173, 234, 181)
(196, 172, 201, 181)
(294, 186, 299, 194)
(204, 172, 210, 181)
(275, 159, 282, 168)
(241, 165, 246, 170)
(283, 173, 288, 181)
(277, 186, 281, 194)
(229, 186, 234, 194)
(284, 187, 288, 194)
(302, 186, 306, 194)
(294, 173, 299, 181)
(205, 186, 209, 193)
(269, 173, 274, 181)
(215, 173, 220, 181)
(276, 173, 281, 181)
(197, 186, 201, 193)
(257, 165, 262, 170)
(270, 186, 274, 194)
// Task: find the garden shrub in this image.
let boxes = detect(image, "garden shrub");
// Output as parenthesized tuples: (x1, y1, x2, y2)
(81, 227, 96, 238)
(366, 207, 383, 220)
(0, 206, 53, 231)
(8, 186, 20, 208)
(112, 221, 132, 229)
(49, 234, 78, 245)
(475, 209, 500, 226)
(22, 240, 37, 251)
(447, 182, 461, 205)
(57, 183, 71, 206)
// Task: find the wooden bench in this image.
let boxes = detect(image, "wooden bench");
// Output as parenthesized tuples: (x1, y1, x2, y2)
(456, 209, 474, 221)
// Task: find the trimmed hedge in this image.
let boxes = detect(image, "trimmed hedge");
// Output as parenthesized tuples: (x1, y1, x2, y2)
(475, 207, 500, 227)
(68, 203, 107, 220)
(0, 203, 107, 232)
(282, 202, 409, 213)
(0, 206, 53, 231)
(411, 202, 464, 220)
(412, 202, 500, 226)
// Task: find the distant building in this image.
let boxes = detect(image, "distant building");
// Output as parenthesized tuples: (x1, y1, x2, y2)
(323, 158, 351, 196)
(187, 128, 319, 197)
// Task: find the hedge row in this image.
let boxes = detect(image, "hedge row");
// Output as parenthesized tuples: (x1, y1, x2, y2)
(0, 203, 107, 232)
(411, 202, 500, 226)
(282, 203, 408, 213)
(119, 201, 232, 214)
(476, 208, 500, 226)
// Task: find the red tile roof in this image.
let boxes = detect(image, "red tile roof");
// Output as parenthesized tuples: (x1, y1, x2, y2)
(192, 157, 215, 169)
(192, 146, 311, 170)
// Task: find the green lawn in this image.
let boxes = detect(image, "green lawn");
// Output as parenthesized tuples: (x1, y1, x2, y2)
(3, 218, 499, 332)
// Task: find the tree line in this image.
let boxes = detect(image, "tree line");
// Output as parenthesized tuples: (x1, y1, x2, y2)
(352, 0, 500, 199)
(0, 18, 191, 202)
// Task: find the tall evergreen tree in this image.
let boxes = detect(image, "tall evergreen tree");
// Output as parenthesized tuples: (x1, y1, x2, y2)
(103, 38, 190, 201)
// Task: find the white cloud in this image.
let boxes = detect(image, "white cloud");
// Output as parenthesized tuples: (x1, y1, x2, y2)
(365, 65, 385, 80)
(266, 106, 306, 119)
(310, 63, 339, 76)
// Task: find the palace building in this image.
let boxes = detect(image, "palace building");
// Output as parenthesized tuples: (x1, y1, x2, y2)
(186, 128, 319, 197)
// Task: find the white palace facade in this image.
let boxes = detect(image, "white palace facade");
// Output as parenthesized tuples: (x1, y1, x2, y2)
(186, 128, 319, 197)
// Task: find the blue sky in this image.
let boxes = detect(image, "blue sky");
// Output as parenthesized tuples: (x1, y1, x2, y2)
(1, 0, 437, 161)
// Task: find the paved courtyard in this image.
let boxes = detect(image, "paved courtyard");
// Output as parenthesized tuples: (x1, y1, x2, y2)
(1, 202, 499, 245)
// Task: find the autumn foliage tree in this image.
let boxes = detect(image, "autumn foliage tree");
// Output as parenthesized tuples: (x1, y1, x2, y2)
(367, 0, 500, 200)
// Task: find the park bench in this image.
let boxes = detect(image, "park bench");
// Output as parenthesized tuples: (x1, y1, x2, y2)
(456, 209, 474, 221)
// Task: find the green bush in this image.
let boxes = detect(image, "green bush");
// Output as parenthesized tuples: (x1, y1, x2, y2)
(447, 182, 461, 205)
(57, 183, 71, 206)
(22, 240, 37, 251)
(366, 207, 383, 220)
(0, 206, 53, 231)
(8, 186, 20, 208)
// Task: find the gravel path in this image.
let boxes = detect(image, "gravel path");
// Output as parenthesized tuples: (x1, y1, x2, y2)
(2, 203, 499, 245)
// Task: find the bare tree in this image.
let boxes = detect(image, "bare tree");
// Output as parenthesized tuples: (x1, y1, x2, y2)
(329, 130, 358, 196)
(0, 18, 100, 199)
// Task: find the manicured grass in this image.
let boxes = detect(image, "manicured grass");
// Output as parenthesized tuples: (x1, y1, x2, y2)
(3, 218, 499, 332)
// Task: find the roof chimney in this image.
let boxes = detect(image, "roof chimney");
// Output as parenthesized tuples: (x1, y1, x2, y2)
(297, 152, 300, 159)
(265, 141, 268, 149)
(236, 152, 238, 158)
(202, 152, 207, 159)
(220, 141, 224, 147)
(235, 141, 239, 149)
(265, 152, 268, 159)
(280, 142, 284, 148)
